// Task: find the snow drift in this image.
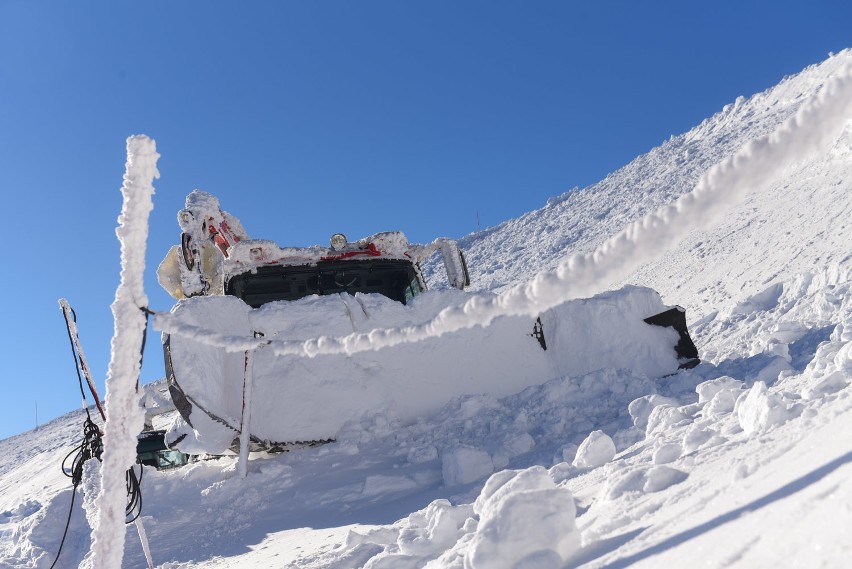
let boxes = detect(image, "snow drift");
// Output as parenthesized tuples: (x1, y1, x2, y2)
(164, 285, 690, 453)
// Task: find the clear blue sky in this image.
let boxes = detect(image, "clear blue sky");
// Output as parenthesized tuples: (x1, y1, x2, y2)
(1, 0, 849, 439)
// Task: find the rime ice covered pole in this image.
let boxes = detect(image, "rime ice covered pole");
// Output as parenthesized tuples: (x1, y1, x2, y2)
(59, 298, 107, 420)
(90, 135, 160, 569)
(237, 346, 256, 478)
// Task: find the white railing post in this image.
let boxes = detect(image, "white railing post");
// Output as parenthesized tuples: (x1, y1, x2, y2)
(91, 135, 159, 569)
(237, 331, 263, 478)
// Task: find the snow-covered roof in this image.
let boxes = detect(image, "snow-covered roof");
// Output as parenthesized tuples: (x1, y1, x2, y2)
(223, 231, 415, 276)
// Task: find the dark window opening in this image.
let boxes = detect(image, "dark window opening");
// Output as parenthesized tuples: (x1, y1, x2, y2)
(226, 259, 423, 308)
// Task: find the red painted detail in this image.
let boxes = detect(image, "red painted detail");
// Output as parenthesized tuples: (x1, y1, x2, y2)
(207, 217, 233, 257)
(220, 219, 241, 243)
(214, 234, 231, 256)
(320, 242, 383, 261)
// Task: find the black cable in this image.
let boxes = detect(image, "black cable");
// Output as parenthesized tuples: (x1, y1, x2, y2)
(62, 306, 94, 423)
(50, 415, 103, 569)
(139, 307, 153, 371)
(125, 464, 144, 523)
(51, 302, 153, 567)
(61, 417, 104, 484)
(125, 306, 153, 523)
(49, 409, 148, 566)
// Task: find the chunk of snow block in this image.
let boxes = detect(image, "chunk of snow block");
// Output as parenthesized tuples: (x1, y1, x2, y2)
(605, 465, 688, 499)
(754, 355, 794, 384)
(397, 499, 474, 556)
(736, 381, 802, 434)
(407, 445, 438, 464)
(573, 430, 616, 468)
(836, 338, 852, 373)
(467, 467, 580, 569)
(441, 446, 494, 487)
(643, 466, 689, 493)
(707, 388, 740, 416)
(629, 394, 679, 429)
(492, 432, 536, 471)
(645, 403, 692, 437)
(501, 432, 536, 458)
(803, 370, 849, 399)
(696, 376, 744, 403)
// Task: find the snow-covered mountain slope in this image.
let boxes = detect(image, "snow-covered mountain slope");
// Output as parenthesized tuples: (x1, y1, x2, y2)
(1, 50, 850, 568)
(444, 50, 850, 317)
(0, 408, 98, 567)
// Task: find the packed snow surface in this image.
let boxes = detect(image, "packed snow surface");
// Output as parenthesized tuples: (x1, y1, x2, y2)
(1, 51, 851, 568)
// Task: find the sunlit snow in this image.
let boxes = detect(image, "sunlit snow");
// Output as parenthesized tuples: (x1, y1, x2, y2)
(1, 50, 850, 569)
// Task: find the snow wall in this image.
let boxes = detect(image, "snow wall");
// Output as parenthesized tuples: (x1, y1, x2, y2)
(165, 285, 682, 453)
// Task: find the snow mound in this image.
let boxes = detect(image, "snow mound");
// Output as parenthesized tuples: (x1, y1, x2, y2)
(572, 431, 616, 469)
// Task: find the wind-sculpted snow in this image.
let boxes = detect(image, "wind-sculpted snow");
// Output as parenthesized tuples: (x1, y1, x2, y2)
(297, 267, 852, 569)
(164, 285, 681, 452)
(155, 55, 852, 361)
(2, 52, 852, 568)
(77, 259, 848, 567)
(441, 51, 852, 296)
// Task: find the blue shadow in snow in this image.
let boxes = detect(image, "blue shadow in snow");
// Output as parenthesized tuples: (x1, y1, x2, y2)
(599, 449, 852, 568)
(711, 324, 835, 387)
(565, 527, 646, 568)
(788, 325, 835, 372)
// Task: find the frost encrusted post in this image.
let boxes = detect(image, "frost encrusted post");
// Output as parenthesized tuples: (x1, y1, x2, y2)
(237, 346, 255, 478)
(90, 135, 159, 569)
